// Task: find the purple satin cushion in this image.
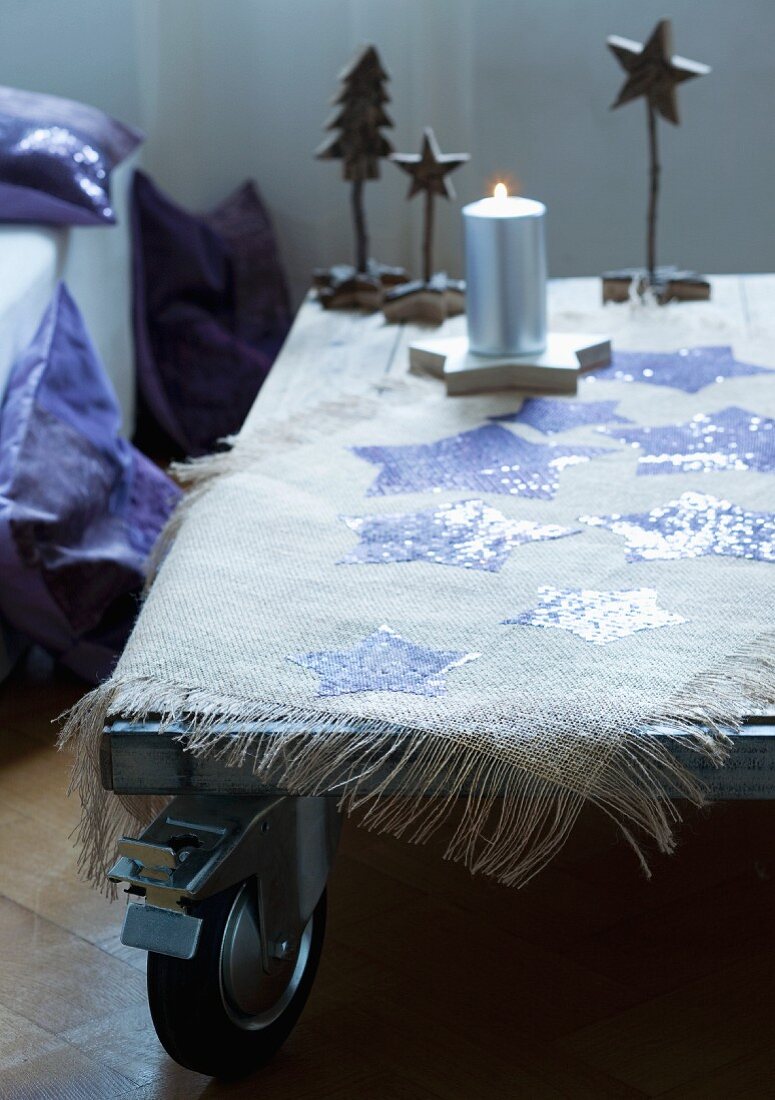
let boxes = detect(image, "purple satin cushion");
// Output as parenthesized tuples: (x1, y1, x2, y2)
(0, 284, 181, 682)
(132, 170, 291, 456)
(0, 85, 142, 226)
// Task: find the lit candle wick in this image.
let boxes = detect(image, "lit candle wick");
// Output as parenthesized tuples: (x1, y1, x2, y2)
(493, 182, 508, 200)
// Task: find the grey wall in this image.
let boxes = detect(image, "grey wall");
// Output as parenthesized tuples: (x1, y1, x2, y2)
(0, 0, 144, 129)
(1, 0, 773, 306)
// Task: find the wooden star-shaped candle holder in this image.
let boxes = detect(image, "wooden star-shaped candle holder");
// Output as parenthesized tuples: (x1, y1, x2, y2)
(603, 19, 711, 305)
(408, 333, 612, 397)
(383, 128, 469, 324)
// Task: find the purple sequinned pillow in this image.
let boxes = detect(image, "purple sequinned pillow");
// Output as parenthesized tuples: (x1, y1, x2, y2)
(0, 85, 142, 226)
(131, 170, 291, 457)
(0, 284, 181, 682)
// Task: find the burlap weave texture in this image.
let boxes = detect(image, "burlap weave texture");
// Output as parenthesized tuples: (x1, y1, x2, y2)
(63, 299, 775, 887)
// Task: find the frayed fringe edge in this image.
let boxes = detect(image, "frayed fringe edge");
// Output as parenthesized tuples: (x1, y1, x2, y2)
(58, 627, 774, 897)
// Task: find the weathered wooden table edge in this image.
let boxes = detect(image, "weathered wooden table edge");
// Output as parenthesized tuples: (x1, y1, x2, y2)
(104, 275, 775, 801)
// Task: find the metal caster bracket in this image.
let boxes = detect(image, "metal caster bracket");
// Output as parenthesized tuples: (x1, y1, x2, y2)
(109, 795, 341, 962)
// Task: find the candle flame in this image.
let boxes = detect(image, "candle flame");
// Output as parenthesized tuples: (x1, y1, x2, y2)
(493, 182, 508, 200)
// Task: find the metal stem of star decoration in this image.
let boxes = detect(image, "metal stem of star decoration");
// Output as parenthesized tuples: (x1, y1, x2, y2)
(383, 127, 470, 324)
(603, 19, 712, 305)
(313, 45, 409, 311)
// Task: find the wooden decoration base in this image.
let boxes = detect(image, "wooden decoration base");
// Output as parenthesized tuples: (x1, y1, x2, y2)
(409, 333, 612, 397)
(383, 272, 466, 325)
(602, 266, 711, 304)
(313, 260, 409, 311)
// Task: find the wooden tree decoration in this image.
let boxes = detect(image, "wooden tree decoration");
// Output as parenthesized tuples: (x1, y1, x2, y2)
(313, 45, 408, 310)
(602, 19, 712, 304)
(383, 127, 470, 324)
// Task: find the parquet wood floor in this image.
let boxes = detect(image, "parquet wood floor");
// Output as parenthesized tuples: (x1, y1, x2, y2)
(0, 649, 773, 1099)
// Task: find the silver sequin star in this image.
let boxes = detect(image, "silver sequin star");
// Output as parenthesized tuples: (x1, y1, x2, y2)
(352, 423, 609, 500)
(601, 406, 775, 476)
(288, 625, 479, 697)
(586, 346, 772, 394)
(581, 491, 775, 563)
(503, 586, 685, 645)
(491, 398, 631, 435)
(338, 499, 580, 572)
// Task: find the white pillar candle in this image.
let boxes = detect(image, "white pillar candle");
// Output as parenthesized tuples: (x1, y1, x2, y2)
(463, 185, 547, 357)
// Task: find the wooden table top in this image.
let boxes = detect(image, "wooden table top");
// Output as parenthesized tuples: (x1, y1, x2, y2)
(245, 274, 775, 429)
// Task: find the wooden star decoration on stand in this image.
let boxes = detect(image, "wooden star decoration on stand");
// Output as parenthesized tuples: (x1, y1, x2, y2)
(383, 127, 470, 324)
(608, 19, 709, 125)
(391, 127, 469, 204)
(602, 19, 712, 305)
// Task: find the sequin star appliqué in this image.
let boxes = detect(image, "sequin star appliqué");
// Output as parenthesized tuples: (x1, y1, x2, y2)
(491, 397, 631, 435)
(601, 406, 775, 476)
(580, 491, 775, 563)
(586, 346, 772, 393)
(338, 499, 580, 572)
(503, 586, 685, 645)
(352, 424, 609, 500)
(289, 625, 480, 697)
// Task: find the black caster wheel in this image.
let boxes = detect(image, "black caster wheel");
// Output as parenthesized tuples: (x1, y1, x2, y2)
(147, 878, 326, 1079)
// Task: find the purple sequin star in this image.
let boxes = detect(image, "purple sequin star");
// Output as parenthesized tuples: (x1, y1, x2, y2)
(491, 398, 631, 434)
(581, 491, 775, 563)
(503, 586, 685, 645)
(338, 499, 580, 572)
(288, 625, 480, 697)
(601, 406, 775, 476)
(585, 346, 772, 393)
(352, 424, 610, 500)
